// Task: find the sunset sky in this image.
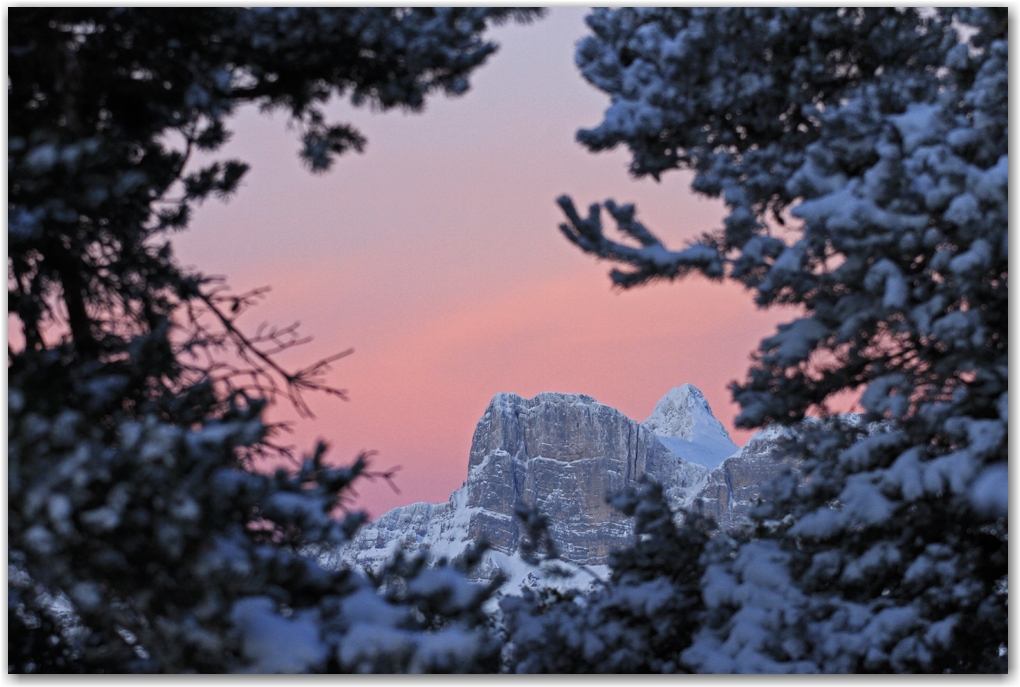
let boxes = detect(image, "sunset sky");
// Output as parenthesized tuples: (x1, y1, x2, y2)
(174, 7, 792, 517)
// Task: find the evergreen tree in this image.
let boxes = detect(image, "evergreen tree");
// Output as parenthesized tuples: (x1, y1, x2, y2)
(501, 480, 715, 673)
(552, 8, 1006, 672)
(8, 8, 541, 673)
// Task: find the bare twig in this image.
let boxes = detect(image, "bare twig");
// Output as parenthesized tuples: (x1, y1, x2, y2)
(192, 283, 352, 418)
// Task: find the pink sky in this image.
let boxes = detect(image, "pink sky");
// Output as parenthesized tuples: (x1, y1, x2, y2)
(174, 8, 793, 517)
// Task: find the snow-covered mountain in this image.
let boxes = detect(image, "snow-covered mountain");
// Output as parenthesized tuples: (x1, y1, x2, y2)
(642, 383, 738, 471)
(330, 386, 794, 590)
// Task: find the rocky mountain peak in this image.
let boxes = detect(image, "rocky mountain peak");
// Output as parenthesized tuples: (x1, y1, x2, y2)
(335, 389, 711, 581)
(642, 384, 723, 440)
(333, 386, 797, 591)
(462, 389, 710, 566)
(641, 384, 737, 470)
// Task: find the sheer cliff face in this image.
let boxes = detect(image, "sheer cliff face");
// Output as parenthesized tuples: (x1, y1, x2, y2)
(463, 392, 706, 564)
(338, 387, 773, 576)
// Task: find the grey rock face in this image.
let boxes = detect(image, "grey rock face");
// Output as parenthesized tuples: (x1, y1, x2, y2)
(463, 392, 707, 564)
(692, 425, 800, 530)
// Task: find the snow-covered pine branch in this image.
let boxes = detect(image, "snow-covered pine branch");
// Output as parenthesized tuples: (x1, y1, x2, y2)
(542, 7, 1006, 673)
